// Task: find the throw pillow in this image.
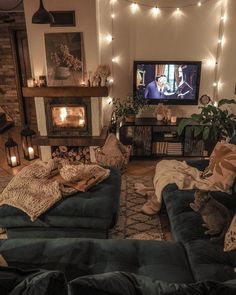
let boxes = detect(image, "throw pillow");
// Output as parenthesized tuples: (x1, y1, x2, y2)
(95, 133, 131, 171)
(224, 214, 236, 252)
(203, 142, 236, 192)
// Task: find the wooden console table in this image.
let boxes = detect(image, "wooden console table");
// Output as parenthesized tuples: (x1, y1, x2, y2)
(119, 117, 205, 158)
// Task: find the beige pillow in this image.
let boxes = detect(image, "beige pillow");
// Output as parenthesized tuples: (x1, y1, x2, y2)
(203, 142, 236, 192)
(224, 214, 236, 252)
(95, 133, 131, 171)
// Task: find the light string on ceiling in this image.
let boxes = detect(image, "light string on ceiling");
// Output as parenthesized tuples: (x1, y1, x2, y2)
(123, 0, 213, 10)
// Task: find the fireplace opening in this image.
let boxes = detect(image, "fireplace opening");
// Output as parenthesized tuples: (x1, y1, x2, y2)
(45, 97, 92, 137)
(52, 106, 86, 129)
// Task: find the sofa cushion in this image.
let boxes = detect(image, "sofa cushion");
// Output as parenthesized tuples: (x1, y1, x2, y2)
(0, 267, 67, 295)
(184, 239, 236, 282)
(0, 168, 121, 230)
(69, 271, 236, 295)
(224, 214, 236, 252)
(0, 238, 194, 284)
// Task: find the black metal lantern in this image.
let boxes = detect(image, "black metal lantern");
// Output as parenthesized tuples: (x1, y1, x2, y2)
(5, 137, 21, 167)
(21, 126, 39, 161)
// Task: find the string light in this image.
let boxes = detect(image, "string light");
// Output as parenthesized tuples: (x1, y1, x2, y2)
(112, 56, 119, 63)
(131, 2, 139, 14)
(111, 13, 115, 18)
(105, 34, 113, 43)
(198, 2, 202, 7)
(151, 6, 160, 17)
(213, 82, 218, 87)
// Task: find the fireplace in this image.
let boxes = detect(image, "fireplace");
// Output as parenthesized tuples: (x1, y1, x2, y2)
(44, 97, 92, 137)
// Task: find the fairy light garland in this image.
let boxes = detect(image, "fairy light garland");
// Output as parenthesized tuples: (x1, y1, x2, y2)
(106, 0, 226, 102)
(213, 0, 226, 101)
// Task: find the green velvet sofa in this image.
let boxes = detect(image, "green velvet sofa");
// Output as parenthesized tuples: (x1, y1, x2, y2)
(1, 136, 236, 294)
(0, 168, 121, 239)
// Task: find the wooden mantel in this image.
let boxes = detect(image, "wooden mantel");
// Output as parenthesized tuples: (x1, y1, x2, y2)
(22, 86, 109, 98)
(32, 126, 109, 147)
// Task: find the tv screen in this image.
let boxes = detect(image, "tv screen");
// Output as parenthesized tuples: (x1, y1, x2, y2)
(134, 61, 201, 105)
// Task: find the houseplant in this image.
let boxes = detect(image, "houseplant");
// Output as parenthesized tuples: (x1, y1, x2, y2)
(51, 43, 82, 80)
(177, 99, 236, 153)
(112, 95, 146, 122)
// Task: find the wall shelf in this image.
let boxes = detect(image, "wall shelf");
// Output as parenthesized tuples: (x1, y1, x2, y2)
(22, 86, 109, 98)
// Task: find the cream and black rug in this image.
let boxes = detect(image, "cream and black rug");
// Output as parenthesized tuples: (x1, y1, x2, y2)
(110, 174, 170, 240)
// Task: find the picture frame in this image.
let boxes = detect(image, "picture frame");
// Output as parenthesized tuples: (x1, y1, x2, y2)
(49, 11, 76, 27)
(44, 32, 86, 86)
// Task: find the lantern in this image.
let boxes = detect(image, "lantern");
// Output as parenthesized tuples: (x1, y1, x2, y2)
(20, 126, 39, 161)
(5, 137, 21, 167)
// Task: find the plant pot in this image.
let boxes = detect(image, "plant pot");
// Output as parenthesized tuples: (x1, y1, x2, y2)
(55, 66, 70, 80)
(125, 114, 136, 123)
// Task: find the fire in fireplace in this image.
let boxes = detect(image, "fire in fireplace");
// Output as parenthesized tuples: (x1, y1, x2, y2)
(45, 97, 91, 137)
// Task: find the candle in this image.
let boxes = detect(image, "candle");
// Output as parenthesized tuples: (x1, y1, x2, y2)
(28, 147, 35, 160)
(27, 78, 34, 87)
(171, 116, 177, 124)
(11, 156, 17, 167)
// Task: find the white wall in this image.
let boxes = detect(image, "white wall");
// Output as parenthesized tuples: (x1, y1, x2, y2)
(98, 0, 236, 117)
(24, 0, 100, 160)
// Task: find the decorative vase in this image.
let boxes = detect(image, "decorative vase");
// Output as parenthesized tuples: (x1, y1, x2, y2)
(55, 66, 70, 80)
(125, 114, 136, 123)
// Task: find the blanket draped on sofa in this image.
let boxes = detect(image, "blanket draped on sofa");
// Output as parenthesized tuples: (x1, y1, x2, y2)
(136, 160, 226, 214)
(0, 160, 110, 221)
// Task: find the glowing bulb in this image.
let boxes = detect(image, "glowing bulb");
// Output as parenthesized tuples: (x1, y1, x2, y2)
(214, 101, 218, 107)
(108, 78, 114, 84)
(131, 2, 139, 14)
(112, 56, 119, 63)
(110, 0, 117, 4)
(218, 39, 222, 44)
(206, 59, 216, 67)
(213, 82, 218, 87)
(177, 8, 180, 11)
(111, 14, 115, 18)
(198, 2, 202, 6)
(151, 6, 160, 17)
(108, 96, 113, 104)
(105, 34, 113, 43)
(221, 15, 227, 22)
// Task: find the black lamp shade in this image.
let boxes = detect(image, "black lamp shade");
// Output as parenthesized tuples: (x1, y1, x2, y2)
(32, 0, 54, 24)
(5, 138, 21, 167)
(21, 126, 39, 161)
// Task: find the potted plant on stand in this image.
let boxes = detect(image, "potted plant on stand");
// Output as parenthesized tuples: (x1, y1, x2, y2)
(112, 95, 146, 123)
(177, 99, 236, 155)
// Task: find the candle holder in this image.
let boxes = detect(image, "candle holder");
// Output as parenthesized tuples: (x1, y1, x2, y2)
(5, 137, 21, 167)
(20, 126, 39, 161)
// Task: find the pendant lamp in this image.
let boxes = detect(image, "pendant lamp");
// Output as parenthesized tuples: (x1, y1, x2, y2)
(32, 0, 54, 24)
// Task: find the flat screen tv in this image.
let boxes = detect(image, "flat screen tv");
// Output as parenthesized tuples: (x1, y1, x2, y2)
(134, 61, 201, 105)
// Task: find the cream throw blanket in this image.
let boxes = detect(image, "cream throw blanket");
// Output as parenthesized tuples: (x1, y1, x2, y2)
(136, 160, 226, 214)
(0, 160, 110, 221)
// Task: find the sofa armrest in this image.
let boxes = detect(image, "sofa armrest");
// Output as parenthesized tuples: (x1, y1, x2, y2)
(186, 159, 209, 171)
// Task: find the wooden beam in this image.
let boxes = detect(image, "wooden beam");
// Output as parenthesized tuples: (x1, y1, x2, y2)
(22, 86, 109, 98)
(32, 126, 108, 146)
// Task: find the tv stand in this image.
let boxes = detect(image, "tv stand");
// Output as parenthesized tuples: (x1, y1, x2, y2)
(119, 117, 205, 158)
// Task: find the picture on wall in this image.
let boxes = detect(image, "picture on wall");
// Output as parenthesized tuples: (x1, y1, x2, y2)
(44, 32, 86, 86)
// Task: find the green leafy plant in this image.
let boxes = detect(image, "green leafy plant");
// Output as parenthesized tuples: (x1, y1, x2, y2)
(177, 99, 236, 141)
(112, 95, 146, 118)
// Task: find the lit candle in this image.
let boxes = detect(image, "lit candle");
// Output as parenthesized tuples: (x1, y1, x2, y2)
(78, 119, 85, 126)
(171, 116, 177, 124)
(28, 147, 35, 160)
(27, 78, 34, 87)
(11, 156, 17, 167)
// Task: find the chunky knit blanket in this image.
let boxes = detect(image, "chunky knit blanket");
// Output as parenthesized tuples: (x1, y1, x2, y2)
(0, 160, 110, 221)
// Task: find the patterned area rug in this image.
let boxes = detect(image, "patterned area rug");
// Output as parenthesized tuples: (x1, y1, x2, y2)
(110, 174, 169, 240)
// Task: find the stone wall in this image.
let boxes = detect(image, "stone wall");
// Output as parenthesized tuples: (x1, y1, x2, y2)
(0, 12, 26, 126)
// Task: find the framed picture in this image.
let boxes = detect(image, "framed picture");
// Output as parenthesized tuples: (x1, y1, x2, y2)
(44, 32, 86, 86)
(49, 11, 76, 27)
